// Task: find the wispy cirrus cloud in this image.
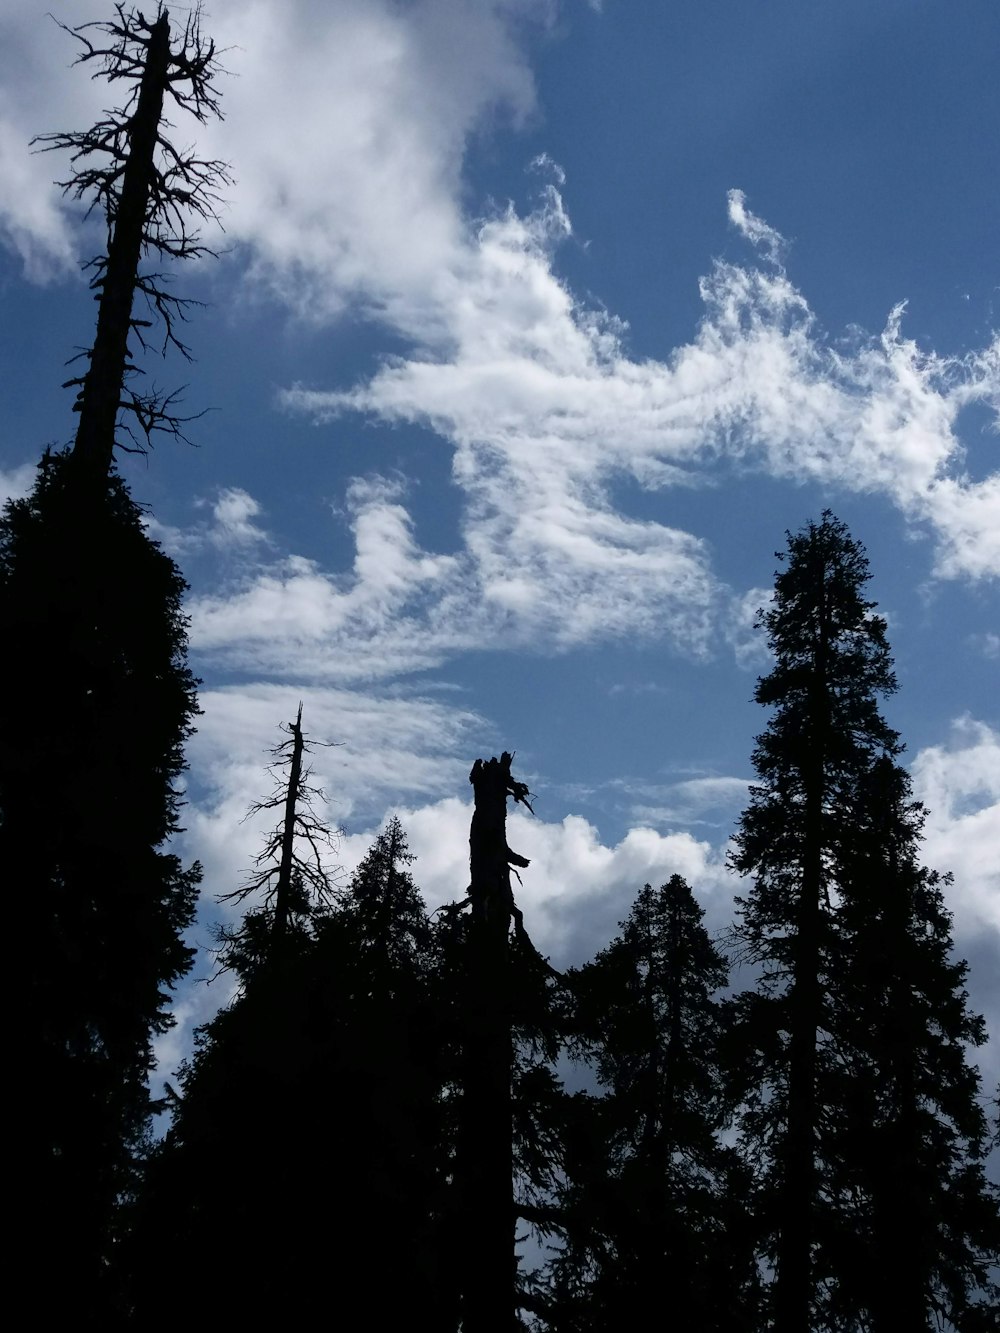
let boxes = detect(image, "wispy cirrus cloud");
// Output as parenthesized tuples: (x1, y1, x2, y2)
(6, 0, 995, 681)
(286, 186, 1000, 590)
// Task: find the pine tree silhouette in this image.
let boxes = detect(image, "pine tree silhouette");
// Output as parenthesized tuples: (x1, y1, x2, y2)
(731, 513, 999, 1331)
(541, 877, 759, 1331)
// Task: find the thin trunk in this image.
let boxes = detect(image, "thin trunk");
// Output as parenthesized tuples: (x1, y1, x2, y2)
(639, 902, 659, 1162)
(462, 754, 518, 1333)
(272, 703, 304, 944)
(776, 575, 828, 1333)
(72, 13, 171, 476)
(664, 892, 683, 1130)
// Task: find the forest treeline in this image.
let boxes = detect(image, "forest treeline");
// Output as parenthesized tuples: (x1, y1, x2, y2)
(3, 8, 998, 1331)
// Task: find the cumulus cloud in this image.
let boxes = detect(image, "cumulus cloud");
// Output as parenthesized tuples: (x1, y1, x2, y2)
(187, 475, 470, 680)
(912, 715, 1000, 939)
(383, 796, 735, 963)
(1, 0, 547, 298)
(910, 717, 1000, 1088)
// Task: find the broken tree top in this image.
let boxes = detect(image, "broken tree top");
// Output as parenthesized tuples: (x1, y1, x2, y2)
(469, 752, 534, 816)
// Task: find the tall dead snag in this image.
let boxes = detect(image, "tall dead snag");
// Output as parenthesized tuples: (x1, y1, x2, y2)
(217, 705, 340, 979)
(34, 4, 229, 475)
(461, 752, 534, 1333)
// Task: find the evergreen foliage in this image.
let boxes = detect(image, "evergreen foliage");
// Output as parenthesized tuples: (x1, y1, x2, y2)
(731, 512, 999, 1331)
(130, 797, 450, 1324)
(539, 877, 759, 1332)
(3, 450, 201, 1318)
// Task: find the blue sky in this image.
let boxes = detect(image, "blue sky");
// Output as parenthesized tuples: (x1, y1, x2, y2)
(1, 0, 997, 1089)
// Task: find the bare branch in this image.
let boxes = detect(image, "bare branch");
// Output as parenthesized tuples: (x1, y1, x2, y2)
(32, 5, 231, 469)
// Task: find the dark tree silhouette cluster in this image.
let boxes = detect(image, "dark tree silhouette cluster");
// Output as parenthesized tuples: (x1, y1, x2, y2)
(9, 8, 998, 1332)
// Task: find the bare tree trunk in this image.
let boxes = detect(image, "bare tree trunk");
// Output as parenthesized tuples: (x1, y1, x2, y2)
(272, 702, 304, 945)
(72, 13, 170, 476)
(460, 752, 528, 1333)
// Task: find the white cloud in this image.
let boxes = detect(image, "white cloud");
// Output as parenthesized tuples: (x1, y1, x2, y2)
(0, 460, 37, 505)
(7, 1, 996, 674)
(283, 185, 999, 597)
(725, 585, 773, 668)
(1, 0, 546, 300)
(727, 187, 787, 267)
(147, 487, 272, 559)
(204, 488, 269, 547)
(296, 794, 735, 966)
(186, 677, 484, 840)
(187, 475, 470, 680)
(969, 632, 1000, 660)
(0, 113, 77, 280)
(628, 774, 751, 830)
(192, 0, 544, 326)
(0, 3, 103, 279)
(911, 716, 1000, 939)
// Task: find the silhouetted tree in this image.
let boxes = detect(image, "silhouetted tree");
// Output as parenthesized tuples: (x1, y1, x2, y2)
(4, 462, 201, 1320)
(730, 513, 900, 1332)
(310, 815, 450, 1324)
(131, 790, 455, 1326)
(3, 9, 225, 1316)
(829, 758, 999, 1330)
(731, 513, 999, 1330)
(35, 3, 229, 471)
(214, 702, 340, 979)
(123, 709, 341, 1321)
(457, 751, 536, 1333)
(538, 878, 758, 1331)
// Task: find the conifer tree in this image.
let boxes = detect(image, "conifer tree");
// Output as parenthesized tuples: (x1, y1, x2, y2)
(132, 779, 453, 1326)
(830, 758, 999, 1330)
(312, 815, 450, 1323)
(124, 709, 341, 1320)
(540, 877, 758, 1332)
(3, 8, 225, 1315)
(731, 512, 998, 1331)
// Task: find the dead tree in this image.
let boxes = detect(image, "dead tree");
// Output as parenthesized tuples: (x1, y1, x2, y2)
(460, 751, 534, 1333)
(34, 4, 229, 475)
(217, 705, 341, 977)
